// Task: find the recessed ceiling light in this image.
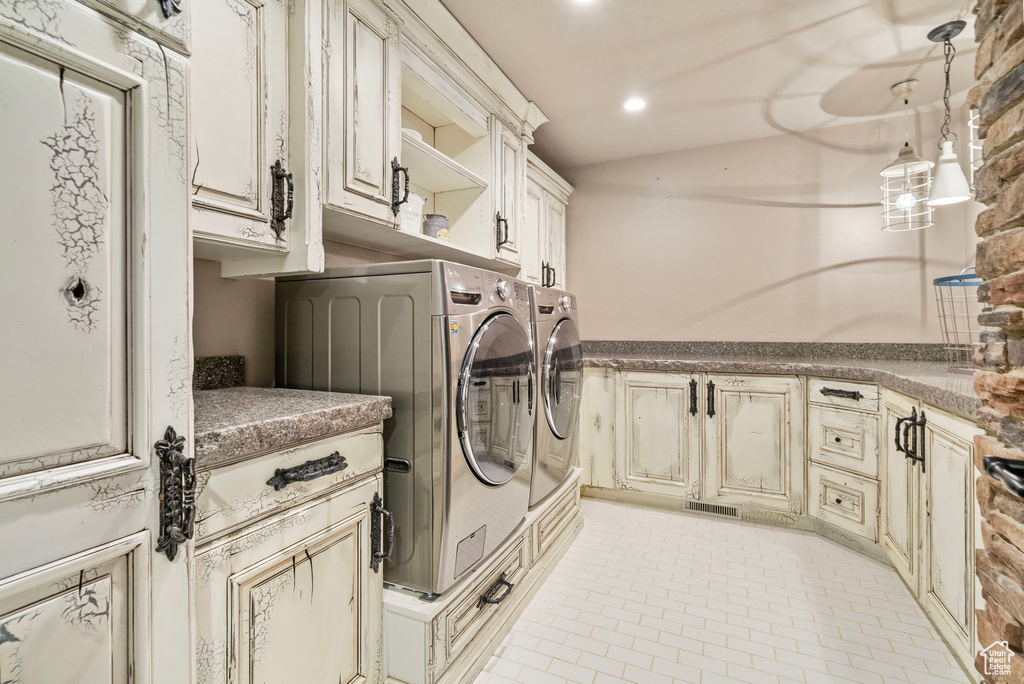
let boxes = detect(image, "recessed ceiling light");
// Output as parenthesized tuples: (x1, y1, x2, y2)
(623, 97, 646, 112)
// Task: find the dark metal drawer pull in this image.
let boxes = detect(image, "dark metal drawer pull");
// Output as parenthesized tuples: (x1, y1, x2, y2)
(370, 493, 395, 573)
(984, 455, 1024, 499)
(689, 378, 698, 416)
(820, 387, 863, 401)
(267, 452, 348, 491)
(706, 380, 716, 418)
(477, 572, 515, 608)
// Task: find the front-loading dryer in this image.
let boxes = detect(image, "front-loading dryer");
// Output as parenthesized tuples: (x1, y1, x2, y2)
(275, 261, 534, 597)
(529, 286, 583, 508)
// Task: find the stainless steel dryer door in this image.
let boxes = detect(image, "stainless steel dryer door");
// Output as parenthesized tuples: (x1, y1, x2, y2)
(458, 313, 534, 486)
(543, 319, 583, 439)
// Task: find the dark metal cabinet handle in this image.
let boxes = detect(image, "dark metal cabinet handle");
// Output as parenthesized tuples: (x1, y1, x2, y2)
(689, 378, 698, 416)
(477, 572, 515, 608)
(894, 415, 909, 454)
(158, 0, 183, 19)
(391, 158, 410, 215)
(370, 493, 395, 573)
(706, 381, 716, 418)
(266, 452, 348, 491)
(834, 436, 842, 444)
(984, 455, 1024, 499)
(271, 160, 294, 239)
(496, 213, 510, 250)
(155, 426, 195, 562)
(820, 387, 863, 401)
(835, 497, 843, 505)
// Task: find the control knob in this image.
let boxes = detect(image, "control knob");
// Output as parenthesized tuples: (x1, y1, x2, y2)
(495, 280, 511, 301)
(559, 295, 572, 310)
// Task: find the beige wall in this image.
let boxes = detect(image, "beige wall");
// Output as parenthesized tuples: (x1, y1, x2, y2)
(193, 242, 408, 386)
(565, 111, 982, 343)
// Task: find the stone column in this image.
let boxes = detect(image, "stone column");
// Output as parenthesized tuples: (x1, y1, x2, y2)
(972, 0, 1024, 681)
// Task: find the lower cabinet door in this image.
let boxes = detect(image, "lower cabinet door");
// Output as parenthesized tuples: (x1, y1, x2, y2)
(614, 372, 702, 499)
(704, 375, 804, 513)
(880, 390, 921, 592)
(921, 407, 979, 670)
(195, 475, 383, 684)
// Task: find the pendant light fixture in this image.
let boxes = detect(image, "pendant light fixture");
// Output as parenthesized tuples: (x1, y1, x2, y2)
(926, 20, 973, 206)
(881, 80, 935, 232)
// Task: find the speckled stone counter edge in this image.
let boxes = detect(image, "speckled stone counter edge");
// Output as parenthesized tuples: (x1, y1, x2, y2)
(583, 341, 948, 362)
(584, 355, 979, 420)
(193, 355, 245, 390)
(194, 394, 393, 469)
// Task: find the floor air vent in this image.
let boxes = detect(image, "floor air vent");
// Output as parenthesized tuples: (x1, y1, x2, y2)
(685, 501, 739, 518)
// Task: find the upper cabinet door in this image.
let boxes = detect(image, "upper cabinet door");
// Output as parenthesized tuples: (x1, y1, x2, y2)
(493, 118, 524, 264)
(0, 3, 191, 683)
(325, 0, 401, 224)
(523, 180, 544, 285)
(704, 375, 805, 515)
(546, 198, 566, 290)
(191, 0, 290, 253)
(81, 0, 191, 53)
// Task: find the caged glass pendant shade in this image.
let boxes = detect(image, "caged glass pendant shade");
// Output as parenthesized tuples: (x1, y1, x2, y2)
(928, 140, 973, 206)
(881, 143, 935, 232)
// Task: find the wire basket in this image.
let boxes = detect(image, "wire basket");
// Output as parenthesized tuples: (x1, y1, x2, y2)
(933, 267, 984, 374)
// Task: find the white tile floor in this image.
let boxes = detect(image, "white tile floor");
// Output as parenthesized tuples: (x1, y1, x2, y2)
(475, 499, 969, 684)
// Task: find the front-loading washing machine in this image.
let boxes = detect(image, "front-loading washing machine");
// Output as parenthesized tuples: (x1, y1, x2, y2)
(529, 286, 583, 508)
(275, 261, 535, 597)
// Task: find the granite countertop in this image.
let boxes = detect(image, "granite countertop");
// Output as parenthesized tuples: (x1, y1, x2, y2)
(583, 342, 979, 420)
(194, 387, 392, 468)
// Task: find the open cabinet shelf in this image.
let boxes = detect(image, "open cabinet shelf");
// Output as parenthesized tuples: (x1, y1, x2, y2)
(402, 131, 488, 194)
(322, 211, 518, 275)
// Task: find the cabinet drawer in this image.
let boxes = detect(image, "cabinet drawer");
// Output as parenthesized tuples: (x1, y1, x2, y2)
(808, 406, 879, 478)
(534, 484, 580, 562)
(808, 378, 879, 412)
(808, 463, 879, 541)
(196, 424, 384, 542)
(445, 534, 529, 662)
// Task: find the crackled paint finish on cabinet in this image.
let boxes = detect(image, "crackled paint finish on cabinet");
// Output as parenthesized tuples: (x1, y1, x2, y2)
(325, 0, 401, 224)
(195, 476, 383, 684)
(578, 368, 616, 489)
(704, 374, 805, 515)
(523, 179, 544, 285)
(80, 0, 190, 52)
(881, 389, 921, 592)
(0, 2, 191, 684)
(921, 407, 980, 672)
(191, 0, 290, 251)
(493, 118, 524, 265)
(614, 372, 702, 498)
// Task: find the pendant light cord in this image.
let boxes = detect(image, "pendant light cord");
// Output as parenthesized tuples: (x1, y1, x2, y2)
(941, 38, 957, 144)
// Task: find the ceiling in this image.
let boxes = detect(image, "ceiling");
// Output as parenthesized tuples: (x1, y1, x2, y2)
(439, 0, 976, 172)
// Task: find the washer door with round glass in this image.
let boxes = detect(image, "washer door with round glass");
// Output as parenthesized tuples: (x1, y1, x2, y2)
(543, 319, 583, 440)
(458, 313, 534, 486)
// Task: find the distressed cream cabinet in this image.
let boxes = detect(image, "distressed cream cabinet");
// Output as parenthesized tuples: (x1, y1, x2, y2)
(880, 389, 981, 672)
(324, 0, 402, 226)
(613, 372, 702, 498)
(608, 372, 804, 513)
(193, 423, 386, 683)
(525, 152, 572, 289)
(492, 117, 525, 266)
(191, 0, 325, 277)
(704, 374, 805, 514)
(0, 2, 192, 683)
